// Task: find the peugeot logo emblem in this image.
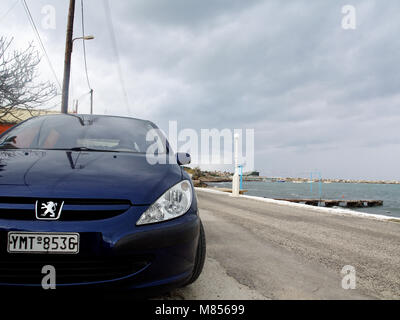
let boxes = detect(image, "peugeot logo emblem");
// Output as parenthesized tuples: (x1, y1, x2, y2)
(35, 200, 64, 220)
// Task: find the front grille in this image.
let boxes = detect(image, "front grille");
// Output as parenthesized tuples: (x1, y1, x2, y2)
(0, 198, 132, 221)
(0, 255, 149, 285)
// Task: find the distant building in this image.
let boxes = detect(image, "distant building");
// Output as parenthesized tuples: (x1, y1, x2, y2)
(0, 107, 59, 134)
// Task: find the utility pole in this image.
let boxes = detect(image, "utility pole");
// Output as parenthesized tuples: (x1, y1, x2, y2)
(90, 89, 93, 114)
(61, 0, 76, 114)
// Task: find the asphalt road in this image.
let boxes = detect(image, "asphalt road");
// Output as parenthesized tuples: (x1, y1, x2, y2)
(163, 189, 400, 300)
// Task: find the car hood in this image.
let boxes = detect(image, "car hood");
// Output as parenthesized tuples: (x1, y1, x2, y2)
(0, 150, 182, 205)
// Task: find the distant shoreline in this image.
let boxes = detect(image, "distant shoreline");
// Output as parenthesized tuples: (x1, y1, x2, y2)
(184, 167, 400, 187)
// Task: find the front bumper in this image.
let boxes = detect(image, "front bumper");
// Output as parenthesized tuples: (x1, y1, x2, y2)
(0, 205, 200, 290)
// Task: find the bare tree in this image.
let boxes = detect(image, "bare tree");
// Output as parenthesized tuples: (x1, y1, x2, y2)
(0, 36, 57, 122)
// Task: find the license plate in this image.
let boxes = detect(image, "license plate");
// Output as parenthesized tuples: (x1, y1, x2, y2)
(7, 232, 80, 254)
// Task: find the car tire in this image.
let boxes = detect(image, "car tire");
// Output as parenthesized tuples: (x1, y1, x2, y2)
(184, 220, 206, 286)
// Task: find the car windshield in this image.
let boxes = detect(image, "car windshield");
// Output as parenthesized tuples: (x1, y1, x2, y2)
(0, 115, 167, 154)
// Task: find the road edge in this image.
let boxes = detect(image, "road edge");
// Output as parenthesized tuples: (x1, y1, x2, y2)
(195, 187, 400, 223)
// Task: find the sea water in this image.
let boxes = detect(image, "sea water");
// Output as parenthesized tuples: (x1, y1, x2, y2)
(208, 181, 400, 218)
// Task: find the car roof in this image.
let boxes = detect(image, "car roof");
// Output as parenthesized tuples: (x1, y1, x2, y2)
(37, 113, 148, 122)
(28, 113, 157, 127)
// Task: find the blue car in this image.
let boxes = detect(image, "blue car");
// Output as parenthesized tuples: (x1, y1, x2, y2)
(0, 114, 205, 292)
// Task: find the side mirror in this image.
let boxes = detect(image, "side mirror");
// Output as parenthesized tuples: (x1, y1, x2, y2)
(176, 153, 191, 166)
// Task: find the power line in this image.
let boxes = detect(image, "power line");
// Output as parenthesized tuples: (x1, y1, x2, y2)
(71, 89, 91, 108)
(21, 0, 62, 90)
(80, 0, 91, 90)
(76, 90, 91, 101)
(44, 90, 89, 112)
(0, 0, 19, 23)
(102, 0, 131, 114)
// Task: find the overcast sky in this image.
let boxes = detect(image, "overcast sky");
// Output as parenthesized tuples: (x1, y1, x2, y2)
(1, 0, 400, 180)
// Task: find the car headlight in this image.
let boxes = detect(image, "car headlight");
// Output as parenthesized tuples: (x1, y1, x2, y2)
(137, 180, 193, 225)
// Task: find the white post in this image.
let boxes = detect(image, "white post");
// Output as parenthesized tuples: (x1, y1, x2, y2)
(232, 133, 240, 197)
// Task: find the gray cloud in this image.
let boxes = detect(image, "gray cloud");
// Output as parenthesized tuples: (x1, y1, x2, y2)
(1, 0, 400, 179)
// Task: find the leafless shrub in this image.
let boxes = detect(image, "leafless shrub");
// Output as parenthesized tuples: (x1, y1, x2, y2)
(0, 36, 57, 122)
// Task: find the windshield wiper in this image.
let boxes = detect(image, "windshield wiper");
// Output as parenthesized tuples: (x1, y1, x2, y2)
(70, 147, 106, 152)
(0, 143, 19, 150)
(51, 147, 120, 153)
